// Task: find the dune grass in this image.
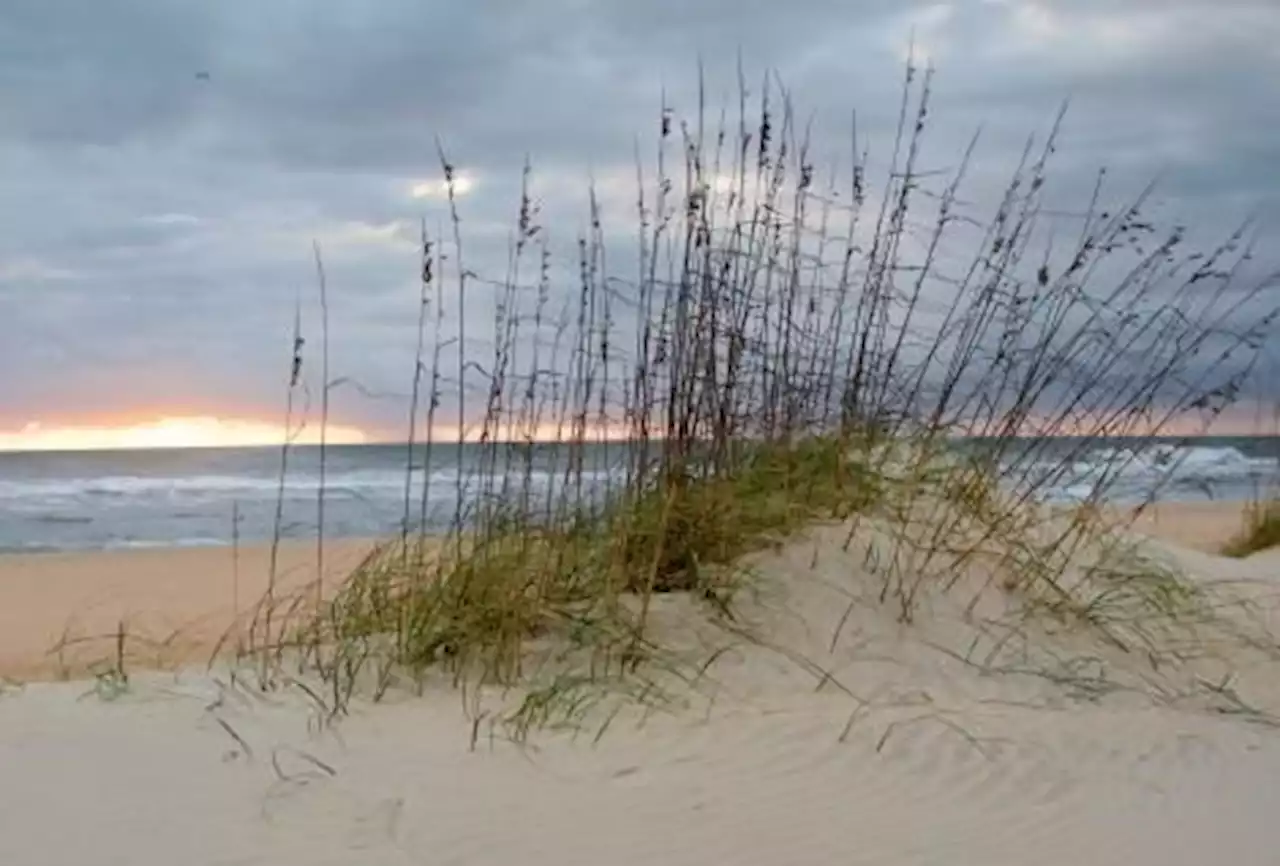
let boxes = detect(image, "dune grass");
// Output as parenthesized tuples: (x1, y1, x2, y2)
(233, 57, 1278, 730)
(287, 433, 885, 715)
(1222, 499, 1280, 558)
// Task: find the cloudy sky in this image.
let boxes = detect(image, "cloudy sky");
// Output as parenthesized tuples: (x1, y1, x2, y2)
(0, 0, 1277, 442)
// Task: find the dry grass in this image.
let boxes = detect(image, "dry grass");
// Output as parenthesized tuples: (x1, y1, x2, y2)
(226, 56, 1279, 733)
(1222, 499, 1280, 557)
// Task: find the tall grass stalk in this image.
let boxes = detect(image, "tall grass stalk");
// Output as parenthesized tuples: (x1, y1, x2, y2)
(313, 243, 330, 601)
(258, 58, 1278, 728)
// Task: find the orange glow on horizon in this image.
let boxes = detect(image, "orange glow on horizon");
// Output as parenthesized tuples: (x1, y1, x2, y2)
(429, 421, 638, 444)
(0, 416, 369, 452)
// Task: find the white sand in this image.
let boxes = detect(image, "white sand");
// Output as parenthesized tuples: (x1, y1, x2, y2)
(2, 503, 1280, 864)
(3, 672, 1279, 865)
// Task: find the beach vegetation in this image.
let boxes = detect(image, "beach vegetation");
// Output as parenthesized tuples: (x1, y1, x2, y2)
(1222, 498, 1280, 558)
(233, 56, 1278, 733)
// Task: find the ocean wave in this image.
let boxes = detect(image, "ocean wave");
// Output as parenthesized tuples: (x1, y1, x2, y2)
(24, 515, 93, 525)
(0, 542, 63, 555)
(4, 442, 1272, 553)
(1025, 443, 1277, 502)
(0, 466, 622, 504)
(0, 471, 402, 500)
(101, 537, 227, 551)
(0, 445, 1269, 512)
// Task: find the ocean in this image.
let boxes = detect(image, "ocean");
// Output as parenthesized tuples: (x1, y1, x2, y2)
(0, 436, 1276, 554)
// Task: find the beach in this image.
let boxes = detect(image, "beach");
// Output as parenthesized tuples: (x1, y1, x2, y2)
(5, 0, 1279, 858)
(3, 664, 1279, 866)
(1, 499, 1279, 864)
(0, 500, 1252, 682)
(0, 538, 378, 680)
(1118, 500, 1257, 553)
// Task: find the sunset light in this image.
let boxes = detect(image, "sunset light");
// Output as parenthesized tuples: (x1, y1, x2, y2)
(410, 174, 475, 199)
(0, 416, 369, 452)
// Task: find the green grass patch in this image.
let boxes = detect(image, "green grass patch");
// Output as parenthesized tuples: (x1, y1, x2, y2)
(1222, 499, 1280, 558)
(295, 435, 885, 716)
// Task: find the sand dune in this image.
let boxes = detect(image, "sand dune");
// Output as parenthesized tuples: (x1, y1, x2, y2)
(2, 501, 1280, 864)
(2, 673, 1279, 866)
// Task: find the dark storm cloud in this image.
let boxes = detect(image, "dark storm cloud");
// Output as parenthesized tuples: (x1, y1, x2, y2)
(0, 0, 1276, 435)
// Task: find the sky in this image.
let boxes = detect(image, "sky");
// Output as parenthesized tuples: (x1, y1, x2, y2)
(0, 0, 1278, 445)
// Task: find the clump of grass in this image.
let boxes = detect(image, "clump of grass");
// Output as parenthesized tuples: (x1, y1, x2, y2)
(292, 433, 883, 715)
(1222, 499, 1280, 558)
(56, 620, 134, 701)
(615, 436, 882, 592)
(1027, 535, 1211, 652)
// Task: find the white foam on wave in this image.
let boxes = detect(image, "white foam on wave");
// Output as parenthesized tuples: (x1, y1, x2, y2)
(1, 443, 1269, 512)
(1030, 443, 1278, 503)
(101, 537, 227, 551)
(0, 466, 624, 506)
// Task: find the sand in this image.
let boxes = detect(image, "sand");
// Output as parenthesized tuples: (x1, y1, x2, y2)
(0, 501, 1249, 681)
(1113, 500, 1256, 553)
(3, 670, 1279, 866)
(0, 538, 378, 680)
(2, 501, 1280, 864)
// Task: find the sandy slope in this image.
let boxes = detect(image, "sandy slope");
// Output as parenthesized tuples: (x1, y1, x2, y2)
(2, 673, 1279, 866)
(2, 503, 1280, 864)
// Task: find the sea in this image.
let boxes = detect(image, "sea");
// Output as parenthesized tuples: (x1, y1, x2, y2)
(0, 436, 1277, 554)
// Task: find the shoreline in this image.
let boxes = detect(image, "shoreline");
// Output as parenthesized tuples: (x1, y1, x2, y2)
(2, 501, 1279, 864)
(0, 500, 1259, 682)
(0, 537, 381, 681)
(0, 495, 1261, 557)
(0, 499, 1278, 864)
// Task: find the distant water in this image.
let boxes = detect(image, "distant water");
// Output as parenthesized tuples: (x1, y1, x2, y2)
(0, 437, 1276, 554)
(976, 435, 1280, 505)
(0, 442, 623, 554)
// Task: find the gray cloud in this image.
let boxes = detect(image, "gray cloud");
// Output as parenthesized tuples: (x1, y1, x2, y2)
(0, 0, 1277, 436)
